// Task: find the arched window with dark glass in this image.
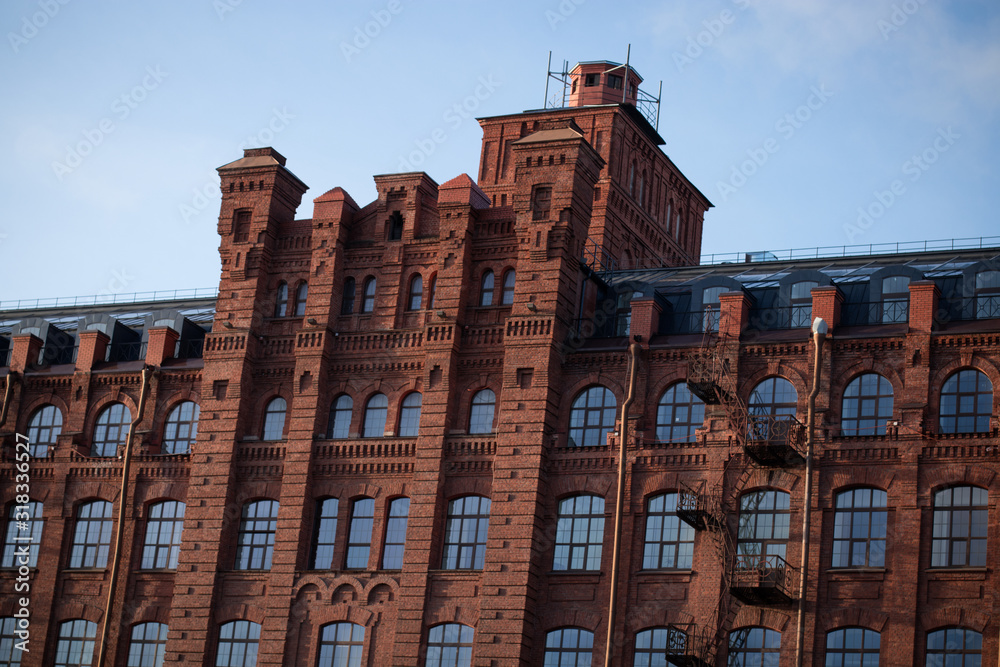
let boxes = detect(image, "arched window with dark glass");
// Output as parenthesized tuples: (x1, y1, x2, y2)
(235, 500, 278, 570)
(361, 277, 376, 313)
(408, 274, 423, 311)
(479, 270, 494, 306)
(216, 620, 260, 667)
(748, 377, 797, 442)
(656, 383, 705, 443)
(388, 211, 404, 240)
(926, 627, 981, 666)
(363, 394, 388, 438)
(93, 402, 131, 457)
(382, 497, 410, 570)
(932, 486, 987, 567)
(425, 623, 474, 667)
(54, 620, 98, 667)
(544, 628, 593, 666)
(842, 373, 893, 436)
(737, 489, 790, 560)
(832, 488, 887, 568)
(553, 495, 605, 571)
(501, 270, 516, 305)
(327, 395, 353, 439)
(939, 369, 993, 434)
(642, 492, 695, 570)
(728, 627, 781, 666)
(568, 386, 616, 447)
(398, 392, 422, 437)
(274, 282, 288, 317)
(634, 627, 688, 666)
(469, 389, 495, 434)
(826, 627, 880, 666)
(163, 401, 199, 454)
(128, 622, 169, 667)
(261, 398, 286, 441)
(318, 623, 365, 667)
(341, 277, 356, 315)
(27, 404, 62, 457)
(293, 282, 308, 316)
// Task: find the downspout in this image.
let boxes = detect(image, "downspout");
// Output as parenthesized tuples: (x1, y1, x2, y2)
(604, 341, 640, 667)
(795, 318, 827, 667)
(97, 364, 154, 667)
(0, 371, 17, 428)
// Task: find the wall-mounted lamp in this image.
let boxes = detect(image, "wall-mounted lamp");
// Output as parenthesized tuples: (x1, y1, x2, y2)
(526, 302, 538, 312)
(307, 317, 317, 325)
(436, 310, 447, 318)
(222, 321, 234, 329)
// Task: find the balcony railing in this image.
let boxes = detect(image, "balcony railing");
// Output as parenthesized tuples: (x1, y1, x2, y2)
(105, 341, 145, 363)
(745, 414, 804, 466)
(677, 483, 722, 531)
(700, 235, 1000, 265)
(175, 338, 205, 359)
(842, 300, 909, 326)
(730, 554, 797, 604)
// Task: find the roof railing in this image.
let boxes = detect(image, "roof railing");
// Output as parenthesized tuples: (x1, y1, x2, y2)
(700, 236, 1000, 266)
(0, 288, 217, 312)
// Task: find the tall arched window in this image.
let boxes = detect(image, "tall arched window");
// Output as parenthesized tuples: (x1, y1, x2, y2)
(932, 486, 987, 567)
(408, 275, 423, 311)
(341, 277, 356, 315)
(398, 392, 422, 437)
(634, 627, 688, 665)
(656, 383, 705, 443)
(881, 275, 910, 323)
(701, 286, 726, 333)
(842, 373, 893, 436)
(345, 497, 375, 569)
(235, 500, 278, 570)
(568, 386, 616, 447)
(261, 398, 286, 441)
(926, 627, 981, 666)
(54, 620, 98, 667)
(737, 490, 790, 560)
(93, 402, 131, 457)
(361, 277, 376, 313)
(318, 623, 365, 667)
(442, 496, 490, 570)
(553, 495, 605, 571)
(293, 282, 308, 316)
(141, 500, 186, 569)
(327, 395, 353, 439)
(479, 270, 495, 306)
(425, 623, 474, 667)
(642, 492, 695, 570)
(501, 270, 516, 305)
(27, 404, 62, 457)
(748, 377, 797, 442)
(70, 500, 113, 568)
(274, 282, 288, 317)
(363, 394, 388, 438)
(833, 488, 887, 568)
(128, 622, 169, 667)
(382, 497, 410, 569)
(728, 627, 780, 666)
(2, 500, 43, 568)
(544, 628, 594, 666)
(311, 498, 339, 570)
(826, 627, 880, 666)
(216, 620, 260, 667)
(939, 369, 993, 434)
(163, 401, 199, 454)
(469, 389, 495, 434)
(428, 274, 437, 309)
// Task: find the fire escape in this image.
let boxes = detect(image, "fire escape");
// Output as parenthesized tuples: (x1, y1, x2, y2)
(673, 308, 805, 665)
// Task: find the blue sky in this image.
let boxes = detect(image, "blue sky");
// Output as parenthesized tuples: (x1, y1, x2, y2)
(2, 0, 998, 302)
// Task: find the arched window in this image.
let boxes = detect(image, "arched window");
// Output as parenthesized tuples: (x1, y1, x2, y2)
(327, 395, 353, 439)
(388, 211, 404, 240)
(932, 486, 987, 567)
(345, 497, 375, 569)
(501, 270, 516, 305)
(128, 622, 169, 667)
(728, 627, 780, 666)
(939, 369, 993, 434)
(311, 498, 339, 570)
(656, 383, 705, 443)
(27, 404, 61, 457)
(216, 620, 260, 667)
(428, 274, 437, 309)
(568, 386, 616, 447)
(274, 282, 288, 317)
(926, 627, 981, 666)
(544, 628, 594, 666)
(361, 277, 377, 313)
(93, 402, 131, 457)
(382, 497, 410, 569)
(553, 495, 605, 571)
(469, 389, 495, 434)
(398, 392, 422, 437)
(479, 270, 495, 306)
(826, 627, 880, 666)
(748, 377, 797, 441)
(442, 496, 490, 570)
(54, 620, 98, 667)
(0, 618, 18, 666)
(293, 282, 308, 316)
(425, 623, 474, 667)
(833, 488, 887, 568)
(235, 500, 278, 570)
(141, 500, 185, 569)
(318, 623, 365, 667)
(737, 490, 790, 560)
(2, 500, 43, 568)
(842, 374, 893, 436)
(408, 275, 423, 311)
(163, 400, 199, 454)
(634, 627, 688, 665)
(341, 277, 356, 315)
(643, 492, 695, 570)
(261, 398, 286, 441)
(70, 500, 113, 568)
(362, 394, 388, 438)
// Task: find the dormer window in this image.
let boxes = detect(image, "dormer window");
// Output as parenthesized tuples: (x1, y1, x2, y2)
(881, 276, 909, 323)
(388, 211, 403, 241)
(584, 73, 599, 87)
(607, 74, 623, 90)
(702, 286, 726, 332)
(790, 281, 818, 328)
(976, 270, 1000, 319)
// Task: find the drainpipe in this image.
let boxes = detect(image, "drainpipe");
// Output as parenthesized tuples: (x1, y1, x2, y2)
(97, 365, 154, 667)
(0, 371, 17, 427)
(795, 318, 827, 667)
(605, 342, 640, 667)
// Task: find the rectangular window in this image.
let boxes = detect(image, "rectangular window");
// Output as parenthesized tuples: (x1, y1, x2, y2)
(2, 501, 43, 568)
(345, 498, 375, 569)
(607, 74, 623, 90)
(381, 498, 410, 569)
(584, 73, 599, 87)
(311, 498, 339, 570)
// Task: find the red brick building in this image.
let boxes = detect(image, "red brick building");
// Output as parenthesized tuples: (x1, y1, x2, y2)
(1, 59, 999, 666)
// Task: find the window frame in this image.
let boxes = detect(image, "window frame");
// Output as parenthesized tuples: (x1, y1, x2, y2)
(925, 627, 982, 667)
(163, 400, 199, 455)
(317, 622, 365, 667)
(69, 500, 113, 569)
(274, 281, 288, 318)
(408, 274, 423, 311)
(501, 269, 516, 305)
(425, 623, 474, 667)
(398, 392, 422, 438)
(310, 497, 339, 570)
(468, 389, 496, 435)
(26, 404, 62, 457)
(642, 492, 695, 570)
(261, 397, 286, 441)
(832, 488, 887, 569)
(939, 369, 993, 434)
(361, 277, 376, 313)
(2, 500, 43, 569)
(293, 281, 308, 317)
(655, 382, 706, 443)
(441, 495, 490, 570)
(54, 620, 98, 667)
(345, 497, 375, 569)
(141, 500, 186, 570)
(92, 402, 131, 458)
(931, 485, 987, 568)
(737, 489, 791, 560)
(327, 395, 353, 439)
(341, 277, 356, 315)
(544, 627, 594, 666)
(841, 374, 894, 437)
(362, 393, 388, 438)
(634, 626, 688, 666)
(216, 620, 260, 667)
(382, 497, 410, 570)
(479, 270, 495, 306)
(728, 627, 781, 666)
(235, 500, 278, 571)
(553, 495, 605, 571)
(127, 622, 169, 667)
(568, 386, 617, 448)
(825, 627, 880, 667)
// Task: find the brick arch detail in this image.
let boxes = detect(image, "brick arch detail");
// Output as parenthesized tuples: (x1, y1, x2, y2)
(818, 607, 889, 633)
(232, 484, 282, 509)
(919, 607, 990, 633)
(623, 606, 694, 634)
(309, 604, 374, 628)
(52, 602, 105, 625)
(424, 605, 479, 629)
(63, 486, 120, 517)
(549, 475, 614, 502)
(16, 391, 71, 434)
(442, 477, 492, 501)
(925, 467, 997, 496)
(542, 609, 603, 633)
(214, 603, 266, 626)
(731, 607, 791, 633)
(826, 470, 896, 506)
(147, 389, 202, 447)
(745, 469, 800, 493)
(341, 482, 383, 501)
(635, 472, 681, 506)
(133, 489, 187, 519)
(82, 391, 139, 451)
(127, 601, 172, 626)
